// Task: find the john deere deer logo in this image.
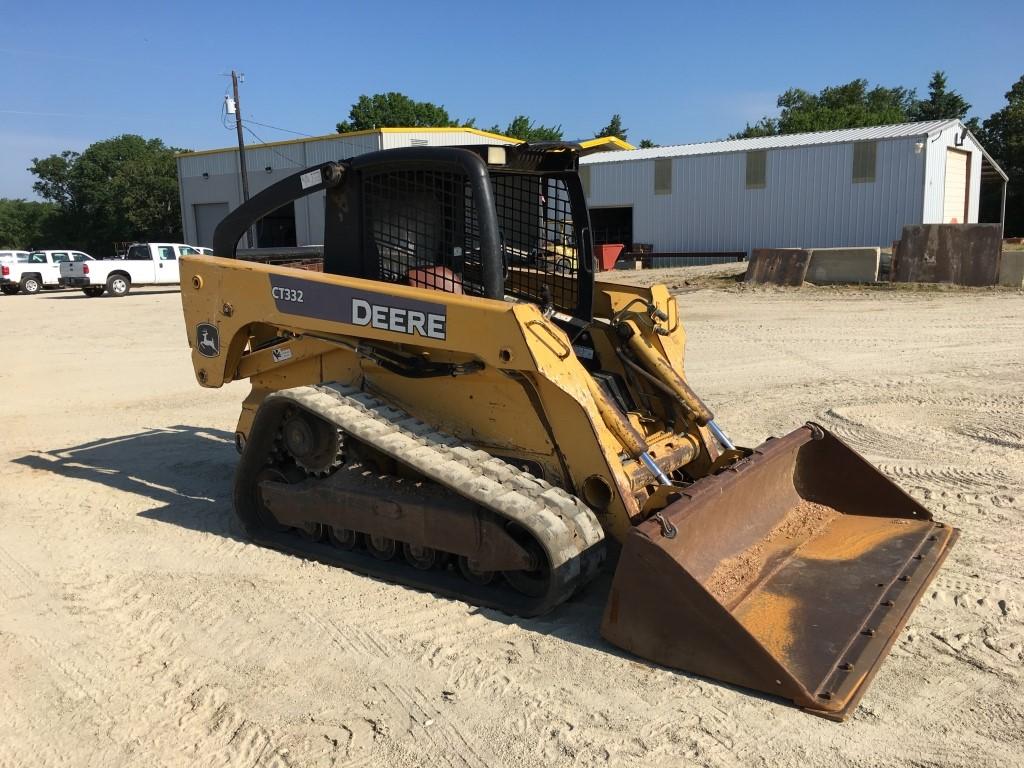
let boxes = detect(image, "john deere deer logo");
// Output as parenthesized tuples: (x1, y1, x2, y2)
(196, 323, 220, 357)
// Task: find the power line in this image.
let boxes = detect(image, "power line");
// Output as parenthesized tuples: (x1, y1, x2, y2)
(242, 125, 305, 167)
(244, 118, 317, 138)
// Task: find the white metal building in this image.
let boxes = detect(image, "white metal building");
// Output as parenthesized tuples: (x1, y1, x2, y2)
(579, 120, 1008, 254)
(176, 127, 518, 248)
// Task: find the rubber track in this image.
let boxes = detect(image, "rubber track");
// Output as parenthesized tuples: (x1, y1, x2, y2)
(262, 383, 606, 614)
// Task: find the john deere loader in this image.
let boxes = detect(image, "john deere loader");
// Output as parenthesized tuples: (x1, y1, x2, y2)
(180, 143, 957, 720)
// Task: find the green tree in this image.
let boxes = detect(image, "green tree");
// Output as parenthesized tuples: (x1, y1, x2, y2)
(735, 79, 916, 137)
(638, 139, 657, 148)
(982, 74, 1024, 235)
(336, 92, 474, 133)
(909, 71, 971, 121)
(28, 151, 80, 209)
(487, 115, 563, 142)
(30, 134, 185, 254)
(0, 199, 58, 249)
(729, 116, 780, 139)
(596, 114, 628, 141)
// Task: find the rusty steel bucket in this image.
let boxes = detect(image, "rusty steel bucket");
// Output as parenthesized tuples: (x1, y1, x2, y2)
(601, 424, 958, 720)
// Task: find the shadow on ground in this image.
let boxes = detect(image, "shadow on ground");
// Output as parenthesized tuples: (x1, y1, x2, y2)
(13, 425, 242, 540)
(11, 425, 768, 702)
(41, 288, 182, 300)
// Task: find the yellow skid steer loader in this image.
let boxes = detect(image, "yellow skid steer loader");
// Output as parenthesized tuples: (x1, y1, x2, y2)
(180, 143, 956, 719)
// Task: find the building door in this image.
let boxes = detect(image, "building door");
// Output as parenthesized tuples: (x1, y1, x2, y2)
(194, 202, 229, 247)
(589, 206, 633, 248)
(943, 149, 970, 223)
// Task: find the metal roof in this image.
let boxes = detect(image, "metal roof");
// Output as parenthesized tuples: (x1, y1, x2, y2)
(176, 126, 519, 158)
(581, 120, 964, 164)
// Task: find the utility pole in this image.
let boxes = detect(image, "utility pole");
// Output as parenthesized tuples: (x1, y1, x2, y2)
(231, 69, 253, 248)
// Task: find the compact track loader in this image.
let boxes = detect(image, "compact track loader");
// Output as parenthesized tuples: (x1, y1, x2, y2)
(180, 143, 957, 719)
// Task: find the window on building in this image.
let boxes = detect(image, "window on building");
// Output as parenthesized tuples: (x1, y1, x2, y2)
(579, 164, 591, 197)
(853, 141, 877, 183)
(654, 159, 672, 195)
(745, 150, 767, 189)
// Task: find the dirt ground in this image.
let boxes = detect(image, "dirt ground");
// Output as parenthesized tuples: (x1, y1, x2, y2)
(1, 277, 1022, 767)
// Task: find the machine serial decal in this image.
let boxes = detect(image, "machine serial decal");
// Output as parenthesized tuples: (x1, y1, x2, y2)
(196, 323, 220, 357)
(268, 273, 447, 340)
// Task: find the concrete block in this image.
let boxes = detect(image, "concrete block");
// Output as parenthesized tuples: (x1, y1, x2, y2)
(998, 251, 1024, 288)
(745, 249, 810, 286)
(892, 224, 1002, 286)
(805, 247, 880, 283)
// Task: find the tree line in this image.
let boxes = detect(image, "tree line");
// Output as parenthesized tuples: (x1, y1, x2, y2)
(1, 135, 186, 256)
(335, 91, 651, 146)
(2, 72, 1022, 251)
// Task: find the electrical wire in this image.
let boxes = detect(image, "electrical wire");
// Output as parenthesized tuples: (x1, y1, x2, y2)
(245, 118, 317, 137)
(242, 124, 305, 167)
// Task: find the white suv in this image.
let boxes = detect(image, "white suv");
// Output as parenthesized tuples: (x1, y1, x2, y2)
(0, 250, 30, 265)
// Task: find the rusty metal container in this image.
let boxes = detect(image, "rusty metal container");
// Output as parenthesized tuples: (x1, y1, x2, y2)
(601, 425, 958, 720)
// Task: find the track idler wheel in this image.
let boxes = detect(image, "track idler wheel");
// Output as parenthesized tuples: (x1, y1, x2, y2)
(503, 536, 550, 598)
(366, 535, 398, 560)
(458, 556, 495, 585)
(328, 526, 362, 550)
(296, 522, 326, 542)
(403, 543, 442, 570)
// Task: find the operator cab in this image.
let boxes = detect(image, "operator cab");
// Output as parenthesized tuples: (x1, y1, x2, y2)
(212, 144, 597, 322)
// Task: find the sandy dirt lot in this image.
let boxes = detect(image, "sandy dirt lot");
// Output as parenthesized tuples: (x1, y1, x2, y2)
(1, 278, 1021, 767)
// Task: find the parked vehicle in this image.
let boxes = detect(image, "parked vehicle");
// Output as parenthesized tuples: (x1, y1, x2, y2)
(0, 250, 30, 265)
(60, 242, 201, 296)
(1, 250, 93, 295)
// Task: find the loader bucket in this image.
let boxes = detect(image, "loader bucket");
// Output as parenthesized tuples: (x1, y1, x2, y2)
(601, 424, 958, 720)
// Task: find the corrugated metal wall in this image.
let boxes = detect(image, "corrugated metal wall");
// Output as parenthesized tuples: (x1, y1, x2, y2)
(922, 124, 984, 223)
(584, 137, 927, 252)
(177, 131, 513, 247)
(379, 130, 503, 150)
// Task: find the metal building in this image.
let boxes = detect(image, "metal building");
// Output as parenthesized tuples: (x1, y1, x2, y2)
(176, 127, 518, 248)
(579, 120, 1008, 255)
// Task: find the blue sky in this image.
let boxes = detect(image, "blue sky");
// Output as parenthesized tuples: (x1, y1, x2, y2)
(2, 0, 1020, 199)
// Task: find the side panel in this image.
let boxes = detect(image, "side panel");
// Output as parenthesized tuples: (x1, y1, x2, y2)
(179, 255, 650, 541)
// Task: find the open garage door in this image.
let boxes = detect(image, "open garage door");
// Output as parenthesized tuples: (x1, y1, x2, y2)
(943, 149, 970, 224)
(589, 206, 633, 249)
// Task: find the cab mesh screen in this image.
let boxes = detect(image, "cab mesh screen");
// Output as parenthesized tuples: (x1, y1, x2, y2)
(491, 172, 580, 312)
(362, 169, 581, 312)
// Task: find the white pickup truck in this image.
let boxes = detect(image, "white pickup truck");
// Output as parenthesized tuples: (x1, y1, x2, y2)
(1, 250, 94, 295)
(60, 242, 202, 297)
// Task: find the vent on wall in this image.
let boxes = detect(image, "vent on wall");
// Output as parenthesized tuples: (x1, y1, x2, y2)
(410, 138, 429, 146)
(654, 158, 672, 195)
(745, 150, 767, 189)
(853, 141, 877, 183)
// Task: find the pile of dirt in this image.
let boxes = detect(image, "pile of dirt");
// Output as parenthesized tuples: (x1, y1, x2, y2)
(706, 499, 840, 605)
